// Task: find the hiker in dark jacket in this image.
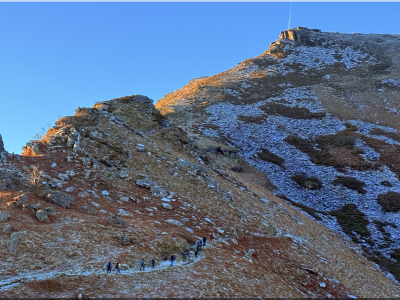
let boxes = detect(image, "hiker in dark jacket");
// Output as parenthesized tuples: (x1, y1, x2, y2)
(170, 255, 175, 267)
(203, 236, 207, 246)
(106, 261, 112, 274)
(116, 262, 121, 273)
(152, 258, 156, 269)
(194, 250, 198, 258)
(140, 259, 145, 271)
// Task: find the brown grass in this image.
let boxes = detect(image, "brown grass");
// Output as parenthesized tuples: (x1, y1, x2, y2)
(259, 102, 326, 119)
(257, 149, 285, 167)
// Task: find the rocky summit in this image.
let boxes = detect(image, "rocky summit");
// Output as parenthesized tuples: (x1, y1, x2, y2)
(0, 28, 400, 298)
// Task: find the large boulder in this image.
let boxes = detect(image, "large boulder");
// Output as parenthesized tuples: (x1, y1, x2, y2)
(150, 185, 168, 197)
(136, 178, 157, 189)
(162, 203, 173, 210)
(81, 206, 97, 214)
(8, 232, 20, 254)
(22, 141, 40, 155)
(42, 191, 72, 208)
(108, 214, 126, 227)
(36, 210, 49, 222)
(0, 211, 10, 222)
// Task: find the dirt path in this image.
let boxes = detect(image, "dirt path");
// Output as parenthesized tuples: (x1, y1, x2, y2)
(0, 252, 204, 291)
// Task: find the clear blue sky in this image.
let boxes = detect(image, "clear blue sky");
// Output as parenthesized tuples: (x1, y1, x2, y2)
(1, 2, 399, 154)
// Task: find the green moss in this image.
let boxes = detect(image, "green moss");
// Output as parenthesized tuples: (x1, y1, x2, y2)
(257, 149, 285, 166)
(332, 176, 367, 194)
(331, 204, 371, 242)
(292, 174, 322, 190)
(377, 191, 400, 212)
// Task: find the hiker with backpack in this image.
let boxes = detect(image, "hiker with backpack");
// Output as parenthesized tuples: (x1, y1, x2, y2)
(106, 261, 112, 274)
(152, 258, 156, 269)
(210, 234, 214, 243)
(194, 250, 198, 258)
(116, 262, 121, 273)
(203, 236, 207, 246)
(140, 259, 145, 271)
(170, 255, 175, 267)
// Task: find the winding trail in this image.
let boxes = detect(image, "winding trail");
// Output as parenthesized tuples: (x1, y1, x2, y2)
(0, 253, 204, 291)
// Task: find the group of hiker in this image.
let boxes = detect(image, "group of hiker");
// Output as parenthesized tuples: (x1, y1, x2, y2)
(106, 234, 215, 274)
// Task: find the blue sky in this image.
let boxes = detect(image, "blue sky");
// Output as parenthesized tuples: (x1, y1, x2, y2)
(1, 2, 399, 154)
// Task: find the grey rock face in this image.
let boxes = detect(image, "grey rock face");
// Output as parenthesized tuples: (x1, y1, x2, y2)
(36, 210, 49, 222)
(136, 178, 157, 189)
(0, 211, 10, 222)
(22, 203, 40, 211)
(108, 214, 126, 227)
(23, 141, 40, 155)
(44, 191, 72, 208)
(8, 232, 20, 254)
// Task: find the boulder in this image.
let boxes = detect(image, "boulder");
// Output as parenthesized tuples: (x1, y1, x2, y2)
(22, 203, 40, 211)
(22, 141, 40, 155)
(8, 232, 20, 254)
(0, 170, 14, 191)
(0, 211, 10, 222)
(136, 178, 157, 189)
(44, 207, 56, 215)
(36, 210, 49, 222)
(108, 214, 126, 227)
(150, 185, 168, 197)
(162, 203, 173, 210)
(43, 191, 72, 208)
(81, 206, 97, 214)
(14, 194, 28, 205)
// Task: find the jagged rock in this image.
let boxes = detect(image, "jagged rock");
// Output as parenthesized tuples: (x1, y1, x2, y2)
(165, 219, 183, 226)
(78, 191, 90, 198)
(102, 190, 110, 196)
(136, 178, 157, 189)
(162, 203, 173, 210)
(150, 185, 168, 197)
(58, 173, 71, 182)
(108, 214, 126, 227)
(22, 141, 40, 155)
(120, 173, 129, 179)
(0, 211, 10, 222)
(36, 210, 49, 222)
(42, 191, 72, 209)
(22, 203, 41, 211)
(1, 224, 13, 232)
(81, 206, 97, 214)
(44, 207, 56, 215)
(51, 163, 57, 168)
(0, 170, 15, 191)
(8, 232, 20, 254)
(65, 187, 75, 192)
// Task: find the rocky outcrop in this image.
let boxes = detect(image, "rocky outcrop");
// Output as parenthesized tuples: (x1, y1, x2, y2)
(22, 141, 40, 155)
(36, 210, 49, 222)
(42, 191, 72, 209)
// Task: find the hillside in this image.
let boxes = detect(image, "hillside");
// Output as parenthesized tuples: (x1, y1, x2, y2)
(0, 28, 400, 298)
(156, 27, 400, 283)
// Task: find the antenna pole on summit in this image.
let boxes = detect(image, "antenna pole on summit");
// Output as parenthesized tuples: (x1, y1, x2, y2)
(288, 2, 292, 30)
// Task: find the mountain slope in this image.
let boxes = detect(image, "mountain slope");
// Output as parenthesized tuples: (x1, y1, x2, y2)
(156, 27, 400, 281)
(0, 93, 399, 297)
